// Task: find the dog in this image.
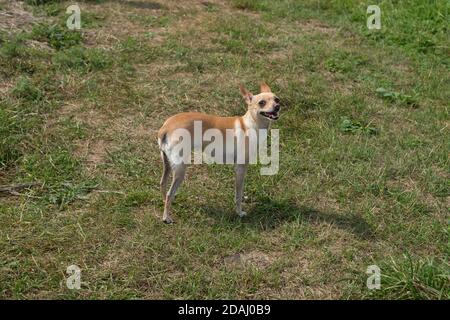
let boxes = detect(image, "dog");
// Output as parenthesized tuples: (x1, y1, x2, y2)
(157, 83, 281, 224)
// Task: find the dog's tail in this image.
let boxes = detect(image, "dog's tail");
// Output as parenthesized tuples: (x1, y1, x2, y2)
(159, 137, 171, 200)
(161, 148, 170, 168)
(157, 130, 167, 149)
(158, 128, 172, 198)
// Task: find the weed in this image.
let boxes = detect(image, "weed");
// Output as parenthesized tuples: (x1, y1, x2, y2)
(47, 181, 99, 209)
(12, 77, 44, 102)
(231, 0, 269, 11)
(31, 23, 82, 50)
(340, 118, 378, 135)
(373, 255, 450, 299)
(376, 87, 418, 107)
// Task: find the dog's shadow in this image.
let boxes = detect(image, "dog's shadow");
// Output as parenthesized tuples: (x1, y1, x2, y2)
(91, 0, 165, 10)
(201, 196, 374, 239)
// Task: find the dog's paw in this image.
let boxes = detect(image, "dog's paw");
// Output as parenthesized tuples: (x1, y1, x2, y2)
(163, 216, 175, 224)
(237, 211, 247, 218)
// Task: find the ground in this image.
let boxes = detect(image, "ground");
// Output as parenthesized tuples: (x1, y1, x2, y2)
(0, 0, 448, 299)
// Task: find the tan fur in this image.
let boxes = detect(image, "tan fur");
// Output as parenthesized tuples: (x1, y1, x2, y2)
(158, 112, 242, 144)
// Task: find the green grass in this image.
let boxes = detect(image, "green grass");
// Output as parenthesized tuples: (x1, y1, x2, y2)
(53, 46, 112, 72)
(31, 23, 82, 50)
(372, 255, 449, 299)
(0, 0, 448, 299)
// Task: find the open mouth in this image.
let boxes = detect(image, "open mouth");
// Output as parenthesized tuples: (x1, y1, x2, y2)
(260, 111, 279, 120)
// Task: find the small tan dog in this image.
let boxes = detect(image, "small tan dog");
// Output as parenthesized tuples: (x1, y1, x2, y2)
(157, 83, 281, 224)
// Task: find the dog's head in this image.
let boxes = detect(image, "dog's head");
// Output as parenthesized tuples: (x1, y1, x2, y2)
(240, 83, 281, 121)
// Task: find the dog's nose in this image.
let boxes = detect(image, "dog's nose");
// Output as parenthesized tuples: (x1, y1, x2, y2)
(273, 104, 280, 112)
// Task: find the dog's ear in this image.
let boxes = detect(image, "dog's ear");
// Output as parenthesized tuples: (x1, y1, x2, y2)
(260, 82, 271, 93)
(239, 84, 253, 104)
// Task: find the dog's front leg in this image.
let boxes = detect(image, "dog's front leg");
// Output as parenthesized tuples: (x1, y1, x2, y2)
(235, 164, 247, 217)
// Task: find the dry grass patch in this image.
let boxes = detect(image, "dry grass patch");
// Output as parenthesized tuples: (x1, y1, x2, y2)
(0, 0, 37, 34)
(224, 250, 278, 270)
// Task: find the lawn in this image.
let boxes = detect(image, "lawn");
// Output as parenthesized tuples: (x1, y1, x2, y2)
(0, 0, 448, 299)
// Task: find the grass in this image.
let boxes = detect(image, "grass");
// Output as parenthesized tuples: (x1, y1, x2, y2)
(0, 0, 448, 299)
(30, 23, 82, 49)
(370, 255, 449, 299)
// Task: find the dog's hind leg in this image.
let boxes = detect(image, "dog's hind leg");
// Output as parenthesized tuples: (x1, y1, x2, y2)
(160, 151, 171, 201)
(163, 163, 186, 224)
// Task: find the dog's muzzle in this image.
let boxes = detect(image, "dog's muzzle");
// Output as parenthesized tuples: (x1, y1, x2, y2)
(260, 104, 280, 120)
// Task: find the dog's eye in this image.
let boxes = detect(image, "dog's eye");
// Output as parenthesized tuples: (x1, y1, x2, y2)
(258, 100, 266, 107)
(274, 97, 280, 104)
